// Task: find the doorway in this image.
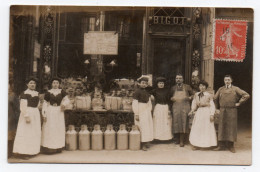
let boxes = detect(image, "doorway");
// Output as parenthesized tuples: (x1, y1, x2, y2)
(152, 38, 186, 87)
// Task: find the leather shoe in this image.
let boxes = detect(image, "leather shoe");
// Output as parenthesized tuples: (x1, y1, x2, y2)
(142, 145, 148, 151)
(213, 146, 225, 151)
(192, 146, 200, 151)
(229, 147, 236, 153)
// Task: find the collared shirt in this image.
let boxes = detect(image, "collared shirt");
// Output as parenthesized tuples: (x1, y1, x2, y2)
(226, 84, 232, 89)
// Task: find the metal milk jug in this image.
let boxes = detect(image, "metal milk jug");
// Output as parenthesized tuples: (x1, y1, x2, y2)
(104, 124, 116, 150)
(65, 125, 77, 151)
(129, 125, 141, 150)
(117, 124, 129, 150)
(79, 124, 90, 150)
(91, 124, 103, 150)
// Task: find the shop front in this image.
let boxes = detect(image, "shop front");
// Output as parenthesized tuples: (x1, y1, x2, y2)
(9, 6, 253, 130)
(8, 6, 214, 130)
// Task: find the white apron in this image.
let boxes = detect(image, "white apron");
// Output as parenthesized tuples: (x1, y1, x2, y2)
(13, 107, 41, 155)
(189, 92, 217, 147)
(153, 104, 173, 140)
(132, 99, 153, 142)
(41, 105, 66, 149)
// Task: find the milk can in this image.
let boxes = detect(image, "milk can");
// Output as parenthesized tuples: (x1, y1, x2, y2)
(65, 125, 78, 151)
(117, 124, 128, 150)
(91, 124, 103, 150)
(129, 125, 141, 150)
(79, 124, 90, 150)
(104, 124, 116, 150)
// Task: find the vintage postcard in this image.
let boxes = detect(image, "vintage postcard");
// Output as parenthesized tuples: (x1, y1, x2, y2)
(7, 5, 253, 165)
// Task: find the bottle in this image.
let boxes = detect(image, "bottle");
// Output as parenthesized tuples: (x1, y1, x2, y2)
(65, 125, 77, 151)
(105, 96, 112, 110)
(117, 124, 128, 150)
(91, 124, 103, 150)
(79, 124, 90, 150)
(104, 124, 116, 150)
(129, 125, 141, 150)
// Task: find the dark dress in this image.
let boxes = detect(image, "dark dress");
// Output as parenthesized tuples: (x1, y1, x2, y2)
(151, 88, 170, 105)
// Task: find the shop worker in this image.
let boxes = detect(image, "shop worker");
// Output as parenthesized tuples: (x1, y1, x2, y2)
(170, 74, 194, 147)
(41, 77, 70, 154)
(132, 76, 153, 151)
(151, 77, 173, 141)
(214, 75, 250, 153)
(13, 77, 41, 159)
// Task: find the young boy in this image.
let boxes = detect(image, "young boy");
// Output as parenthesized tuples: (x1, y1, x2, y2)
(132, 76, 153, 151)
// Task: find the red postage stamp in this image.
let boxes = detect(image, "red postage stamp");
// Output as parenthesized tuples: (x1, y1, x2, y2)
(212, 19, 248, 62)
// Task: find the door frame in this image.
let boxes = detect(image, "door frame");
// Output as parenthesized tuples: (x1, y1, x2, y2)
(147, 34, 192, 85)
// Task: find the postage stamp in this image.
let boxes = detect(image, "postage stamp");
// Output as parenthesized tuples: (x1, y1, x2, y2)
(212, 19, 248, 62)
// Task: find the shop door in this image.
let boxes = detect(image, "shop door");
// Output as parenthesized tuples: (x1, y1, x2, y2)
(153, 38, 186, 87)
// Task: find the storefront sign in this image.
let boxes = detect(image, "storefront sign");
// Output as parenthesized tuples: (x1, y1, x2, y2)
(149, 16, 187, 25)
(212, 19, 248, 62)
(84, 31, 118, 55)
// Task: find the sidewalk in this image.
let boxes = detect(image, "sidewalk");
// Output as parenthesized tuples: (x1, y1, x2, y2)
(8, 126, 251, 165)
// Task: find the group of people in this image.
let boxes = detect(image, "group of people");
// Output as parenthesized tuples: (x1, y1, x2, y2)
(12, 77, 70, 159)
(132, 74, 250, 152)
(11, 73, 249, 159)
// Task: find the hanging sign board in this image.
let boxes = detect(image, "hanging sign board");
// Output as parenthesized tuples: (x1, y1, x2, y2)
(212, 19, 248, 62)
(83, 31, 118, 55)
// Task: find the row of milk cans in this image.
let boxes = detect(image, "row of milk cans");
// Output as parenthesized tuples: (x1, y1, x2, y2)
(65, 124, 141, 151)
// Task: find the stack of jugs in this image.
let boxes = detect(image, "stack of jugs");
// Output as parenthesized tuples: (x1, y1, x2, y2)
(104, 124, 116, 150)
(117, 124, 129, 150)
(79, 124, 90, 150)
(66, 125, 78, 151)
(129, 125, 141, 150)
(75, 95, 91, 110)
(91, 124, 103, 150)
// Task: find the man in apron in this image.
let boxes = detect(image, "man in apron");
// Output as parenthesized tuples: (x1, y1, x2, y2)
(214, 75, 250, 153)
(170, 74, 194, 147)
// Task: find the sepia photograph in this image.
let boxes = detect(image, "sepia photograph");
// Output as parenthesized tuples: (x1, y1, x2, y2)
(7, 5, 253, 165)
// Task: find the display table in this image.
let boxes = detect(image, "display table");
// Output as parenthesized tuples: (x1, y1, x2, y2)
(64, 109, 134, 130)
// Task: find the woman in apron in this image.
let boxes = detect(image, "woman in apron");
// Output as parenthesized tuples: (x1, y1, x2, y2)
(13, 77, 41, 159)
(41, 77, 70, 154)
(132, 76, 153, 151)
(151, 77, 173, 141)
(189, 80, 217, 150)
